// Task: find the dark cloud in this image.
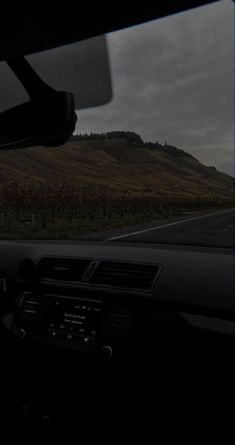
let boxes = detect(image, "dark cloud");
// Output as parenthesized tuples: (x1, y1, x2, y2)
(76, 0, 234, 176)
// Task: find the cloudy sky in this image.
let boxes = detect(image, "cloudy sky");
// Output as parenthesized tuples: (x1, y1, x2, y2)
(75, 0, 234, 176)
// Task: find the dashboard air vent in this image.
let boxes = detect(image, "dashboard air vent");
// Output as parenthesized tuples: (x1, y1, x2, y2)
(91, 261, 160, 291)
(36, 257, 91, 282)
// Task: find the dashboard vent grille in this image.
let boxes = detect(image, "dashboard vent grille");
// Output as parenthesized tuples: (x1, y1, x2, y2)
(91, 261, 160, 291)
(36, 257, 90, 282)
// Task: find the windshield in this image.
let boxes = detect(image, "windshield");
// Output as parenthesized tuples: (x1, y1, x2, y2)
(0, 0, 234, 247)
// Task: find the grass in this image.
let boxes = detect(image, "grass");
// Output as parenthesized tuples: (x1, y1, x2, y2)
(0, 209, 184, 239)
(0, 185, 232, 240)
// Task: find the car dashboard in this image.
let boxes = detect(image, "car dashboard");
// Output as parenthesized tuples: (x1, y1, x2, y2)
(0, 240, 234, 425)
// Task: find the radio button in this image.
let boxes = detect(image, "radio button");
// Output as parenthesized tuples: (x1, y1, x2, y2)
(15, 328, 26, 341)
(100, 345, 112, 359)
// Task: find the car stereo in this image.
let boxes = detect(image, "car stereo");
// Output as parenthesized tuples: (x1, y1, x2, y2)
(16, 290, 103, 343)
(13, 287, 138, 356)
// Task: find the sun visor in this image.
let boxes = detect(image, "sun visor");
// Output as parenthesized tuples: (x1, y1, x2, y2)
(0, 35, 112, 111)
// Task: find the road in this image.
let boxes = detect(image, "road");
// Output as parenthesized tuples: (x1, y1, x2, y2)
(84, 208, 235, 247)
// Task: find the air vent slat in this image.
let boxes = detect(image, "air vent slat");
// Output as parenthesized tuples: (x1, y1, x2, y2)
(91, 261, 160, 291)
(97, 265, 156, 271)
(96, 268, 156, 275)
(93, 271, 154, 280)
(36, 258, 91, 282)
(93, 274, 154, 283)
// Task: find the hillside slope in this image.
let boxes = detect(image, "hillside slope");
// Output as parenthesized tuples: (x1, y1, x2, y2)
(0, 136, 233, 200)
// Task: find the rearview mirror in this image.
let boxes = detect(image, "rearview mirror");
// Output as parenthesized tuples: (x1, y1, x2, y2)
(0, 35, 112, 149)
(0, 91, 77, 149)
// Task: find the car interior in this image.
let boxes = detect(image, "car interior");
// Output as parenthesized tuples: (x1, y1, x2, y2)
(0, 0, 234, 427)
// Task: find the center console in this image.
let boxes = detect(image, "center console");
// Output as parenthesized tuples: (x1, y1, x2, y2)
(13, 284, 143, 359)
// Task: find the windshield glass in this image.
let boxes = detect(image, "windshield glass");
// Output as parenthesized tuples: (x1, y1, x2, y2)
(0, 0, 234, 247)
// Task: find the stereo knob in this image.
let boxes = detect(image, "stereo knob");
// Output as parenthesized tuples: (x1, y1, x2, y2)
(100, 345, 113, 359)
(16, 328, 26, 341)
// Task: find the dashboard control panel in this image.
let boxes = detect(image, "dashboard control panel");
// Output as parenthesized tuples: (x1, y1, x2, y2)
(13, 286, 140, 355)
(41, 293, 103, 344)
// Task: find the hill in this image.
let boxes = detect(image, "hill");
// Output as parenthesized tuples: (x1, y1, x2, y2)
(0, 132, 233, 201)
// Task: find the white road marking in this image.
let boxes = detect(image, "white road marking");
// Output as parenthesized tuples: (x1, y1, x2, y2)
(223, 223, 234, 232)
(106, 209, 235, 241)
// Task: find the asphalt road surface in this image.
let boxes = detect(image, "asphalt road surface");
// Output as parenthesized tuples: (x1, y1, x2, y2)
(85, 208, 235, 247)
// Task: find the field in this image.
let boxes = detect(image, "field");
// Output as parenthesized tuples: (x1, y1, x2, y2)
(0, 181, 232, 239)
(0, 136, 233, 239)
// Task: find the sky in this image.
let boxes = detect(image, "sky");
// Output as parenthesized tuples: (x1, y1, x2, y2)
(75, 0, 234, 176)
